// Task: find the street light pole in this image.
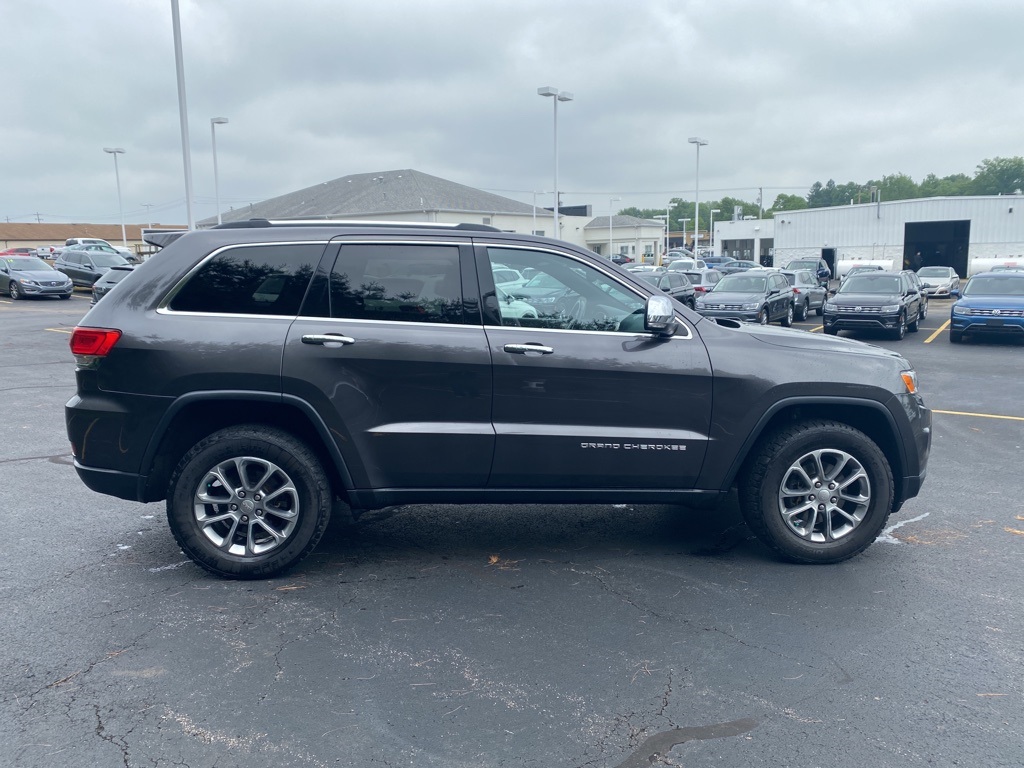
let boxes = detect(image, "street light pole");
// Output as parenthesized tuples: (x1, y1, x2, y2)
(538, 86, 573, 239)
(171, 0, 195, 230)
(608, 196, 621, 258)
(140, 203, 154, 229)
(710, 208, 721, 253)
(103, 147, 127, 247)
(688, 137, 708, 252)
(210, 117, 229, 225)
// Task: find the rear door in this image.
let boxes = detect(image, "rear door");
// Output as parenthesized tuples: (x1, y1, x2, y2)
(476, 242, 712, 489)
(283, 238, 493, 490)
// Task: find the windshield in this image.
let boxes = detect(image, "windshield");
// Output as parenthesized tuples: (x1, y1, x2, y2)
(963, 276, 1024, 297)
(918, 267, 951, 277)
(5, 257, 54, 271)
(714, 275, 767, 293)
(840, 275, 901, 294)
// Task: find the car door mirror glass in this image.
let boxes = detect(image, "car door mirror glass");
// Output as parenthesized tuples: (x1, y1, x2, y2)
(645, 294, 676, 336)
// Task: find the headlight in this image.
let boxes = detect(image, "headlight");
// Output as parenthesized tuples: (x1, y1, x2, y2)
(19, 279, 38, 286)
(742, 302, 760, 310)
(952, 304, 968, 315)
(823, 300, 836, 311)
(879, 304, 900, 313)
(695, 300, 706, 309)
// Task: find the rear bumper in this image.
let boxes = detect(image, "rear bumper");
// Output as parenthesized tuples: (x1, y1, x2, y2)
(73, 460, 145, 501)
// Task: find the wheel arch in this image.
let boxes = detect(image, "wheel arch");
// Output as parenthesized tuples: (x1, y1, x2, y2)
(139, 391, 355, 504)
(724, 397, 906, 503)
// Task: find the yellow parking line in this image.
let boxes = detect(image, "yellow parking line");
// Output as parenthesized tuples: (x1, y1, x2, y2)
(808, 325, 824, 333)
(934, 409, 1024, 422)
(924, 320, 950, 344)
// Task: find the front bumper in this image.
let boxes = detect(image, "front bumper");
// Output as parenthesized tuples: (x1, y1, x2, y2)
(923, 285, 954, 297)
(16, 281, 73, 296)
(951, 314, 1024, 337)
(823, 309, 902, 331)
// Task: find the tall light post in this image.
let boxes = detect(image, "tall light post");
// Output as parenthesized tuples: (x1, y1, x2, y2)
(538, 86, 573, 238)
(141, 203, 154, 229)
(608, 196, 621, 258)
(710, 208, 721, 252)
(210, 117, 229, 225)
(688, 137, 708, 252)
(679, 219, 690, 250)
(103, 147, 127, 247)
(171, 0, 195, 230)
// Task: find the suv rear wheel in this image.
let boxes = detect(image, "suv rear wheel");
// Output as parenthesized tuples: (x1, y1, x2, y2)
(739, 420, 894, 564)
(166, 425, 332, 579)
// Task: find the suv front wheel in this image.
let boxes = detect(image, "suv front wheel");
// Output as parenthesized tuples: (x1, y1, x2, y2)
(166, 425, 332, 579)
(739, 420, 894, 564)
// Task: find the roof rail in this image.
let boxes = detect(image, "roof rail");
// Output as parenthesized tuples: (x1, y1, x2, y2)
(211, 218, 501, 232)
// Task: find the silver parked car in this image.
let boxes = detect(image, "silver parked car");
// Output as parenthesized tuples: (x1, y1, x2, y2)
(782, 269, 827, 319)
(916, 266, 960, 298)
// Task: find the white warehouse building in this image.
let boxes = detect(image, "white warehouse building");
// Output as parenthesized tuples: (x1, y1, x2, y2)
(769, 195, 1024, 278)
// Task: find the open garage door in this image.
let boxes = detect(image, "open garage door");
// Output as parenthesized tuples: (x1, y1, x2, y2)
(903, 220, 970, 277)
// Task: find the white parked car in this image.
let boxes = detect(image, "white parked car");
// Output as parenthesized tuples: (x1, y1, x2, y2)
(64, 237, 135, 261)
(916, 266, 960, 297)
(495, 287, 539, 320)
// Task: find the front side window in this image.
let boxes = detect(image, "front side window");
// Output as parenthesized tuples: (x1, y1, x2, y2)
(484, 247, 645, 332)
(169, 243, 322, 315)
(329, 243, 463, 324)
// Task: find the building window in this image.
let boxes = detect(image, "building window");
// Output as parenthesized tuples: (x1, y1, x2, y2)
(533, 230, 545, 237)
(483, 217, 492, 225)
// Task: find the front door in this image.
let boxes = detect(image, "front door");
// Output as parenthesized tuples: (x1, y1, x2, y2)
(477, 243, 712, 489)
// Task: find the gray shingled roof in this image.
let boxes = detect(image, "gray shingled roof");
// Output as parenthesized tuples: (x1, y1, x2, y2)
(201, 169, 537, 226)
(585, 215, 663, 229)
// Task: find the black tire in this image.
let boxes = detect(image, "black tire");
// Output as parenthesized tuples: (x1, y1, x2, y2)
(9, 282, 20, 300)
(738, 420, 894, 564)
(815, 305, 824, 317)
(891, 312, 906, 340)
(908, 309, 920, 332)
(166, 425, 332, 579)
(949, 330, 963, 344)
(756, 308, 768, 325)
(780, 302, 794, 327)
(919, 301, 928, 320)
(796, 300, 809, 321)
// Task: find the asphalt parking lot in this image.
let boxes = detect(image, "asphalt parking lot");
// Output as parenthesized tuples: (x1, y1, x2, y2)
(1, 291, 1021, 767)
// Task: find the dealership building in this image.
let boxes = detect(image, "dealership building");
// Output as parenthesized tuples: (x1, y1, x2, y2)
(716, 195, 1024, 277)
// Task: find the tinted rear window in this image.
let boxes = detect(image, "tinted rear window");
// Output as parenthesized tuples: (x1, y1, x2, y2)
(169, 244, 323, 315)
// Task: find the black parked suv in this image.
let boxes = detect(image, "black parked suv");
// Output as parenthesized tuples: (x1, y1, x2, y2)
(66, 221, 931, 579)
(823, 271, 925, 339)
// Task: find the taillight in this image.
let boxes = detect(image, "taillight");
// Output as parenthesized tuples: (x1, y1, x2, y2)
(70, 327, 122, 357)
(793, 288, 802, 294)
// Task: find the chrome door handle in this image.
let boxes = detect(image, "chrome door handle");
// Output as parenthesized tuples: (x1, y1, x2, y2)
(503, 343, 554, 355)
(301, 333, 355, 346)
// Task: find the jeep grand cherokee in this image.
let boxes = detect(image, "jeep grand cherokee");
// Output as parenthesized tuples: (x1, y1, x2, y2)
(66, 220, 931, 579)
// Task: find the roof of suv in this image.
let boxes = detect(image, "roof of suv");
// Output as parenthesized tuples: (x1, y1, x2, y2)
(144, 219, 503, 249)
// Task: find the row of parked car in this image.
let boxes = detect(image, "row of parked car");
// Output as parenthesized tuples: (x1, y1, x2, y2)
(0, 238, 136, 303)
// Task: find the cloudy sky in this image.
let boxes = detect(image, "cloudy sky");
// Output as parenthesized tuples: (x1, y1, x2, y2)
(3, 0, 1023, 227)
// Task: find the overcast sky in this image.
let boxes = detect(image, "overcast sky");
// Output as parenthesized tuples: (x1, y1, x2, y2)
(4, 0, 1023, 227)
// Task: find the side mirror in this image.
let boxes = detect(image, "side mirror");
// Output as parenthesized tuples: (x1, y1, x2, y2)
(645, 294, 677, 336)
(951, 289, 960, 297)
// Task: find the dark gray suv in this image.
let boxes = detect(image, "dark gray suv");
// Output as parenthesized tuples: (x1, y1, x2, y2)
(66, 220, 931, 579)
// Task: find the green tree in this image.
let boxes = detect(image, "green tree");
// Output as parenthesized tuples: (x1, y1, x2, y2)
(874, 173, 920, 202)
(764, 194, 807, 217)
(919, 173, 971, 197)
(971, 157, 1024, 195)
